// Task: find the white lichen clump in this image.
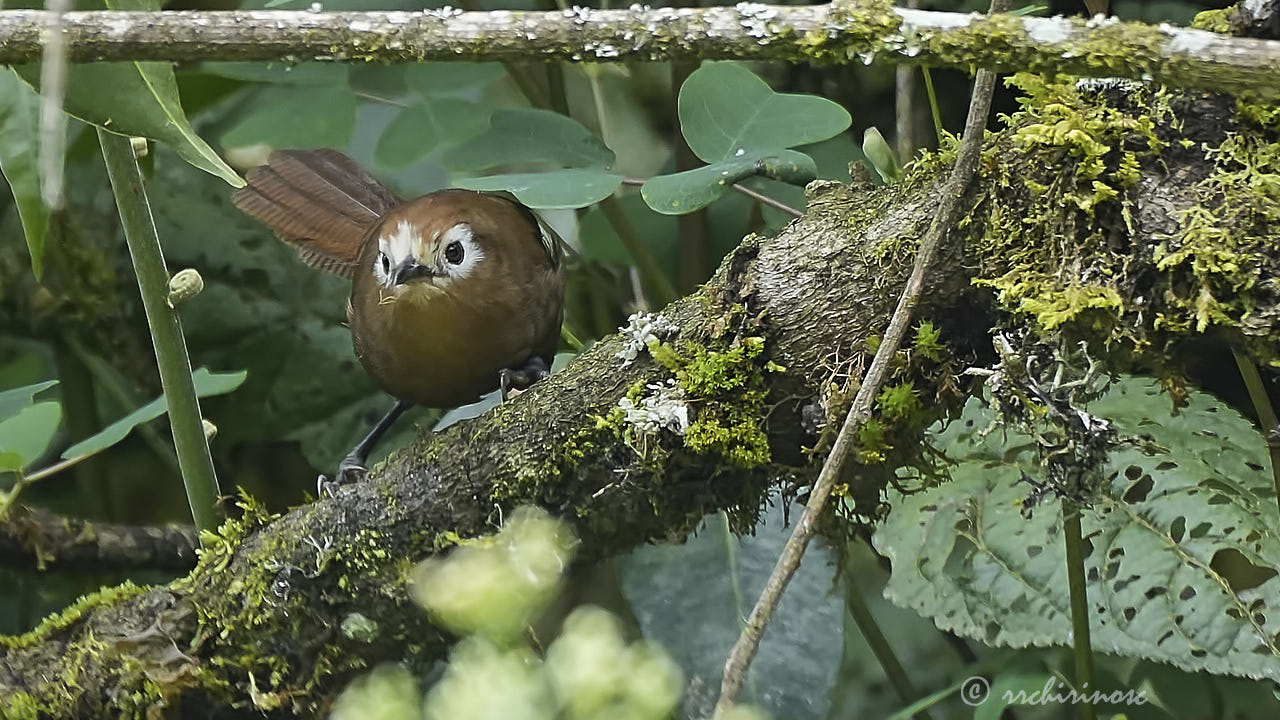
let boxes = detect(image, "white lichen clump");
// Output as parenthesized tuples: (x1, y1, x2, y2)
(619, 380, 690, 435)
(616, 312, 677, 366)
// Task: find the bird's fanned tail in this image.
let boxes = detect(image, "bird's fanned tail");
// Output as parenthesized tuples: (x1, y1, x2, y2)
(233, 149, 401, 278)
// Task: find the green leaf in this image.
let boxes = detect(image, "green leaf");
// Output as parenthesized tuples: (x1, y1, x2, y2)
(641, 150, 816, 215)
(0, 402, 61, 471)
(620, 505, 844, 719)
(11, 0, 241, 187)
(15, 0, 240, 184)
(374, 101, 487, 170)
(0, 381, 58, 421)
(456, 168, 624, 210)
(442, 109, 614, 172)
(405, 63, 505, 96)
(875, 376, 1280, 682)
(0, 70, 50, 279)
(61, 369, 247, 460)
(678, 62, 851, 163)
(862, 127, 901, 183)
(221, 85, 357, 151)
(201, 62, 349, 86)
(578, 193, 677, 268)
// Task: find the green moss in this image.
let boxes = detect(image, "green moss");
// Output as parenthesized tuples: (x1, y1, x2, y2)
(968, 74, 1168, 336)
(0, 581, 149, 651)
(0, 691, 46, 719)
(1191, 8, 1234, 33)
(966, 72, 1280, 364)
(648, 335, 776, 468)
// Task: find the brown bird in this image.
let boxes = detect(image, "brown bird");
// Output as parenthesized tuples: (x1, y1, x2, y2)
(233, 149, 565, 487)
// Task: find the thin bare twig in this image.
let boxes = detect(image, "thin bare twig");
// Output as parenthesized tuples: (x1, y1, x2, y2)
(730, 183, 803, 218)
(713, 0, 1009, 711)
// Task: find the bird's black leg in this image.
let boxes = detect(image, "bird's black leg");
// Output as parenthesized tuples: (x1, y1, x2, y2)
(499, 356, 551, 402)
(317, 399, 411, 497)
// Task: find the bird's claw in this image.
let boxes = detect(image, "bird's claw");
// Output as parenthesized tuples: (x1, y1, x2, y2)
(500, 357, 551, 402)
(315, 458, 368, 498)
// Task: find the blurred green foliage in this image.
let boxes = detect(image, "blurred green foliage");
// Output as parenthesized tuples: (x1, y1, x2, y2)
(0, 0, 1273, 716)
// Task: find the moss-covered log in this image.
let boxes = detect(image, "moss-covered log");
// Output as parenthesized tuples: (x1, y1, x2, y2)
(1, 79, 1278, 718)
(0, 6, 1277, 98)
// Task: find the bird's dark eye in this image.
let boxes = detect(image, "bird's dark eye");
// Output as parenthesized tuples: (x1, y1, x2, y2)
(445, 241, 464, 265)
(379, 253, 391, 275)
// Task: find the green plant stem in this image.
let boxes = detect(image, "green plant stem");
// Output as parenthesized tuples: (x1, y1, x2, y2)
(0, 471, 27, 520)
(672, 60, 711, 292)
(1232, 349, 1280, 519)
(1063, 500, 1097, 720)
(921, 67, 945, 147)
(845, 566, 932, 720)
(98, 129, 220, 537)
(546, 63, 569, 115)
(600, 196, 678, 306)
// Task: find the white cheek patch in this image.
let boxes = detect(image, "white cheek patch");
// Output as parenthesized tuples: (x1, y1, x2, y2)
(375, 220, 422, 287)
(441, 223, 485, 281)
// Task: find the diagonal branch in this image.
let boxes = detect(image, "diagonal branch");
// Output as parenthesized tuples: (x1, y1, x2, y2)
(0, 5, 1277, 96)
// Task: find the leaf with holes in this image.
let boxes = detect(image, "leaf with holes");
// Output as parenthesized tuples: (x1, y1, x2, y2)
(456, 168, 624, 210)
(874, 376, 1280, 681)
(641, 150, 815, 215)
(678, 62, 851, 163)
(441, 109, 614, 172)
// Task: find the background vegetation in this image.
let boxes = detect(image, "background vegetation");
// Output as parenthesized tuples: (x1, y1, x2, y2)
(3, 0, 1280, 716)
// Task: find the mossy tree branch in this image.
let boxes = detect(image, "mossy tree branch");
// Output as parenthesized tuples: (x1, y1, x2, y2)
(0, 5, 1278, 96)
(2, 86, 1279, 718)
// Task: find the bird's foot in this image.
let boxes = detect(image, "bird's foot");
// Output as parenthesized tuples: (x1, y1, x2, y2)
(500, 356, 551, 402)
(315, 456, 368, 498)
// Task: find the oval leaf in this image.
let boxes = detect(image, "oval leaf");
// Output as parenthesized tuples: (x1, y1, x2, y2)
(0, 380, 58, 422)
(678, 62, 851, 163)
(0, 401, 61, 471)
(405, 63, 505, 96)
(641, 150, 816, 215)
(0, 70, 49, 279)
(456, 169, 624, 210)
(61, 369, 247, 460)
(222, 86, 357, 151)
(374, 101, 487, 170)
(442, 109, 614, 172)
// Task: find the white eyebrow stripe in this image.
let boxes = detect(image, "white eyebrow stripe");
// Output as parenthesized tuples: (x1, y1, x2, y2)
(375, 219, 421, 287)
(442, 223, 484, 280)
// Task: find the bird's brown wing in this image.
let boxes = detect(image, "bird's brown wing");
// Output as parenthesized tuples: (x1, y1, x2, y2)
(481, 190, 566, 271)
(232, 149, 401, 278)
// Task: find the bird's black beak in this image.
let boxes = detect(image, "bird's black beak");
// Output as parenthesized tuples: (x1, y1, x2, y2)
(390, 259, 436, 286)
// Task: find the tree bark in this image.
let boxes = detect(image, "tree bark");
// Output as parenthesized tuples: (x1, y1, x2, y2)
(1, 83, 1277, 718)
(0, 6, 1277, 97)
